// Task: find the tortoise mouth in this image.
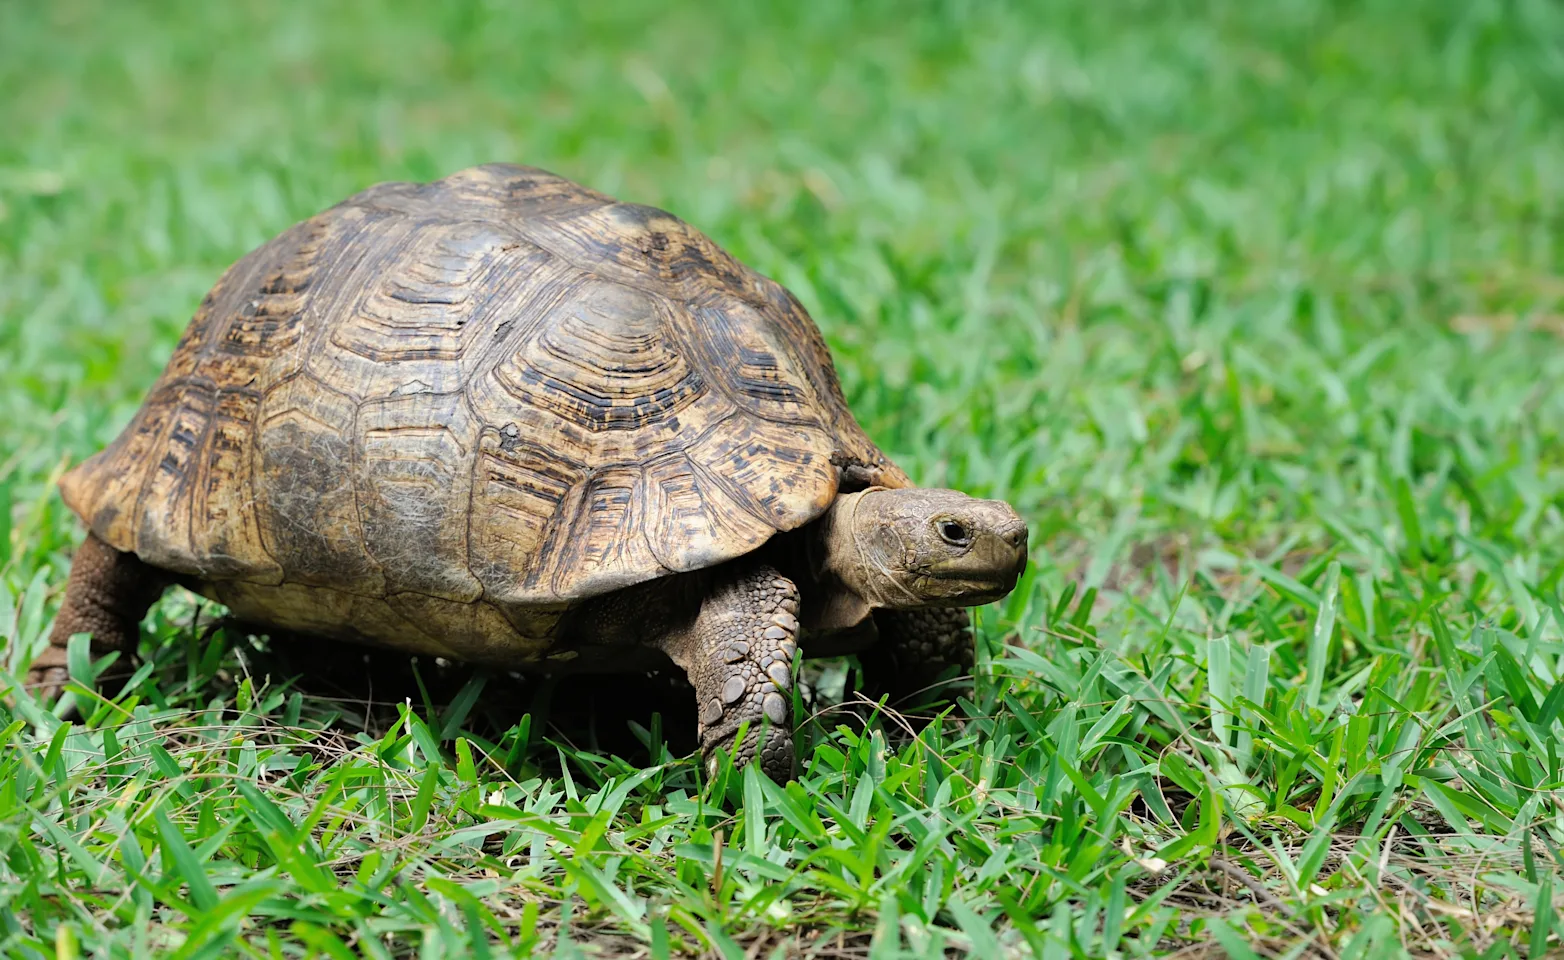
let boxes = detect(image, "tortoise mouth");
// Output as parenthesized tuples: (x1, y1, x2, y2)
(921, 536, 1027, 593)
(915, 568, 1023, 604)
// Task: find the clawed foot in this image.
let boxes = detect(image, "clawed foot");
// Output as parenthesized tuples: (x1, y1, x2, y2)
(679, 566, 801, 783)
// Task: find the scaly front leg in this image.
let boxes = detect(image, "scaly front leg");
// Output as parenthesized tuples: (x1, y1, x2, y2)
(660, 563, 800, 782)
(859, 607, 974, 715)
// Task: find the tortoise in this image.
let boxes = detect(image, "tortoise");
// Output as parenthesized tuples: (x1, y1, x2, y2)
(31, 164, 1028, 780)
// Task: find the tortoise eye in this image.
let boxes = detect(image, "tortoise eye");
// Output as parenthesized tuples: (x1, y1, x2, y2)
(937, 520, 971, 545)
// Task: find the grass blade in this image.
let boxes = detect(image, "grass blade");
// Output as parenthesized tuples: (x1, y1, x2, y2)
(1305, 562, 1341, 712)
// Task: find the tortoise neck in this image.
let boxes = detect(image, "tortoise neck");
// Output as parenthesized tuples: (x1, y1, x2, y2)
(812, 490, 883, 604)
(793, 491, 878, 631)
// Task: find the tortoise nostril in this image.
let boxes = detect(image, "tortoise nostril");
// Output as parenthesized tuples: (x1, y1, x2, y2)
(1000, 523, 1028, 548)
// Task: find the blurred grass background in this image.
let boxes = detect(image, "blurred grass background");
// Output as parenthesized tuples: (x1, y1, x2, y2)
(3, 0, 1564, 956)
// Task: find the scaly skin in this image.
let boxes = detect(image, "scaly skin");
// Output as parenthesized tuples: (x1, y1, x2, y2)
(658, 563, 799, 781)
(26, 533, 165, 699)
(860, 607, 975, 713)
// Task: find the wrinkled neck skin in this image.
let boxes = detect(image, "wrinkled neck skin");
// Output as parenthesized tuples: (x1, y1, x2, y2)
(817, 490, 901, 602)
(797, 490, 883, 633)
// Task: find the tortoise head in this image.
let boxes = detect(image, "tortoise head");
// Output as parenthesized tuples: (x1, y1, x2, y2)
(819, 488, 1028, 609)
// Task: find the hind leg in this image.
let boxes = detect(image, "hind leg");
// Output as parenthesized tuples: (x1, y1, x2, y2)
(26, 534, 167, 700)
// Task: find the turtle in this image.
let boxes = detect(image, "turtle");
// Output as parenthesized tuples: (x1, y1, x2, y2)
(30, 164, 1028, 780)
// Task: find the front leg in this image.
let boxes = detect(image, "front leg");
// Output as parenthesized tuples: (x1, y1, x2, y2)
(659, 564, 800, 782)
(859, 608, 974, 713)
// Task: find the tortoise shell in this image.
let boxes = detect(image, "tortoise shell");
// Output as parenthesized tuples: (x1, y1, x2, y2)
(60, 164, 908, 645)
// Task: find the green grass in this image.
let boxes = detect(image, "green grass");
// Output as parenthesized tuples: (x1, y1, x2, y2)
(4, 0, 1564, 955)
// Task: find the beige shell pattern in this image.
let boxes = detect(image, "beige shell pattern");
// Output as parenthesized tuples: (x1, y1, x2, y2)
(59, 164, 909, 629)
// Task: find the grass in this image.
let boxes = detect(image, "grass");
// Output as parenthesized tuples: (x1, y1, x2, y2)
(3, 0, 1564, 955)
